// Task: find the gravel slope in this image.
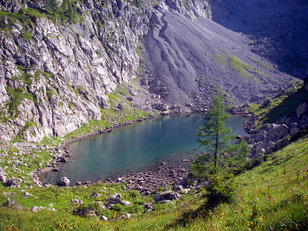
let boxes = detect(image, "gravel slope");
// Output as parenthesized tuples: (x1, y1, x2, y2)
(141, 10, 296, 109)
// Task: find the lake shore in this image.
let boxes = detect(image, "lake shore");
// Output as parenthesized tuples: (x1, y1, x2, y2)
(36, 110, 250, 189)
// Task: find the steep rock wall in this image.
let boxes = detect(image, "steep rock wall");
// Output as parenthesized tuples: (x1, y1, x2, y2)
(0, 0, 152, 141)
(0, 0, 211, 142)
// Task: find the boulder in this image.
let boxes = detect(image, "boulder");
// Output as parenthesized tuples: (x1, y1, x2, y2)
(5, 179, 19, 187)
(268, 137, 290, 153)
(154, 191, 179, 202)
(2, 198, 15, 207)
(0, 172, 6, 183)
(143, 203, 153, 211)
(31, 206, 45, 212)
(269, 124, 289, 140)
(160, 200, 171, 204)
(90, 192, 101, 198)
(117, 104, 124, 110)
(152, 103, 169, 111)
(100, 215, 108, 221)
(254, 130, 267, 142)
(173, 185, 184, 193)
(57, 177, 70, 187)
(75, 207, 96, 217)
(120, 200, 131, 206)
(106, 193, 123, 208)
(75, 181, 82, 186)
(23, 192, 32, 197)
(95, 201, 106, 209)
(129, 89, 137, 96)
(296, 102, 307, 119)
(118, 213, 131, 219)
(106, 193, 131, 207)
(71, 199, 83, 204)
(290, 127, 300, 136)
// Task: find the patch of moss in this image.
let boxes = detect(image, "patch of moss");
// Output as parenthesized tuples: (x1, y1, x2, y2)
(248, 82, 307, 126)
(5, 87, 36, 116)
(215, 53, 264, 80)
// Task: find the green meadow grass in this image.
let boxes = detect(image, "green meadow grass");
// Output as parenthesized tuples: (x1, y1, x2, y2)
(0, 138, 307, 230)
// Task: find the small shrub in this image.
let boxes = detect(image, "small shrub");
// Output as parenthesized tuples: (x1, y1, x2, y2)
(134, 198, 146, 205)
(129, 190, 140, 199)
(205, 173, 236, 207)
(125, 204, 144, 214)
(111, 204, 124, 212)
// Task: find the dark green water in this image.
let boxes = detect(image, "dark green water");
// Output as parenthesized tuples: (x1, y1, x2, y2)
(42, 114, 247, 185)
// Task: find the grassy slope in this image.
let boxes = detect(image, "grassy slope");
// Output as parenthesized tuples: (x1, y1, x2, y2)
(1, 138, 307, 230)
(248, 82, 308, 127)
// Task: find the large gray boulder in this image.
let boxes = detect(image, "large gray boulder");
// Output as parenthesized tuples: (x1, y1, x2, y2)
(106, 193, 131, 208)
(57, 177, 70, 187)
(268, 124, 289, 141)
(154, 191, 180, 202)
(5, 179, 19, 187)
(296, 102, 307, 119)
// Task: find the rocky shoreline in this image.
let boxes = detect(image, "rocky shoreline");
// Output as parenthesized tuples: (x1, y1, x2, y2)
(34, 110, 249, 189)
(31, 98, 308, 190)
(103, 157, 194, 195)
(33, 114, 161, 186)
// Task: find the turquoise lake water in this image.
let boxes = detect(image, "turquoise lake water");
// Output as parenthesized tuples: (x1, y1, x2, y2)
(42, 114, 247, 185)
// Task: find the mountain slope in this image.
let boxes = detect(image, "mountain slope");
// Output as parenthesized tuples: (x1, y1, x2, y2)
(211, 0, 308, 78)
(0, 0, 305, 142)
(141, 9, 295, 110)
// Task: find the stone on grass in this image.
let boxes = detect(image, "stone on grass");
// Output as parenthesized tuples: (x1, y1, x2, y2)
(100, 215, 108, 221)
(0, 172, 6, 183)
(31, 206, 45, 212)
(71, 199, 83, 204)
(118, 213, 131, 219)
(2, 198, 15, 207)
(5, 179, 19, 187)
(23, 192, 32, 197)
(57, 177, 70, 187)
(90, 192, 101, 198)
(120, 200, 131, 206)
(154, 191, 179, 202)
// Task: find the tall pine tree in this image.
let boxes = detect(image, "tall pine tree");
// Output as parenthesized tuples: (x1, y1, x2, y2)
(191, 94, 237, 178)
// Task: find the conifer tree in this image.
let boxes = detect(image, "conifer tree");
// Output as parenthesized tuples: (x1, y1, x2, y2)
(190, 94, 248, 178)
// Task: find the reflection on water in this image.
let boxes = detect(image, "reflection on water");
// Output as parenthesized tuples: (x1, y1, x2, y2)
(41, 114, 247, 185)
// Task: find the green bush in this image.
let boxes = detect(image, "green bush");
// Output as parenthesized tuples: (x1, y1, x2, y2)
(112, 203, 144, 214)
(205, 173, 236, 208)
(111, 203, 124, 212)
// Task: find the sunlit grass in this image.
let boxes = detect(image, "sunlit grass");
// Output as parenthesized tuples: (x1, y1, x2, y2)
(2, 137, 305, 230)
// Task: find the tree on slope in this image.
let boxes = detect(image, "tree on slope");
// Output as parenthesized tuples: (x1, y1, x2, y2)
(190, 94, 249, 179)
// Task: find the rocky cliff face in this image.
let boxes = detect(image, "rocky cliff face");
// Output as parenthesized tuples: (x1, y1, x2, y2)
(0, 0, 154, 142)
(0, 0, 304, 142)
